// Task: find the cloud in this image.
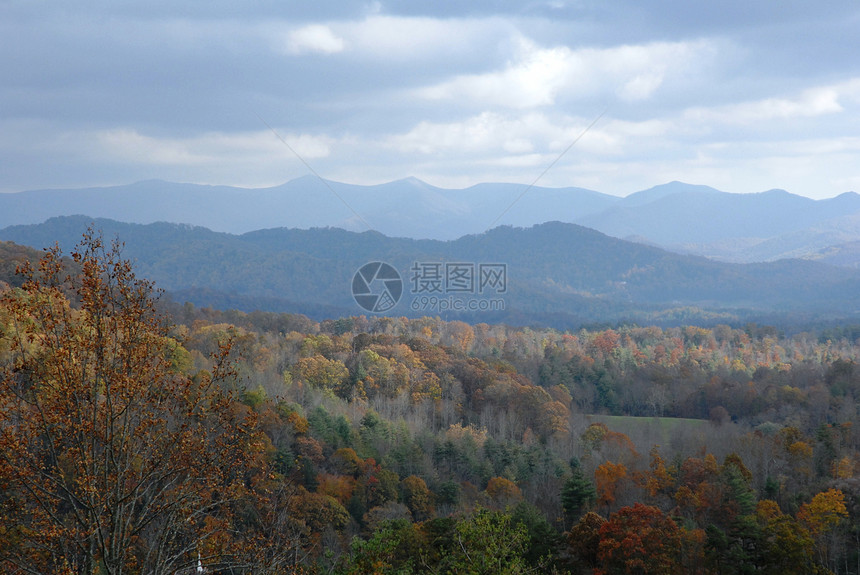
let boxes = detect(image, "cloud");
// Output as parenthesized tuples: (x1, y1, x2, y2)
(339, 15, 512, 61)
(267, 15, 512, 64)
(2, 1, 860, 200)
(685, 86, 846, 127)
(669, 78, 860, 151)
(414, 37, 716, 108)
(284, 24, 345, 55)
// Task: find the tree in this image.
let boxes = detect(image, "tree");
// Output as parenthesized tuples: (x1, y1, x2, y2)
(485, 476, 523, 509)
(595, 461, 628, 512)
(400, 475, 434, 521)
(338, 519, 418, 575)
(561, 467, 597, 521)
(295, 355, 349, 396)
(597, 503, 681, 575)
(442, 507, 530, 575)
(797, 488, 848, 569)
(510, 501, 560, 567)
(756, 502, 820, 575)
(0, 233, 276, 574)
(568, 511, 606, 570)
(797, 489, 848, 538)
(639, 446, 675, 500)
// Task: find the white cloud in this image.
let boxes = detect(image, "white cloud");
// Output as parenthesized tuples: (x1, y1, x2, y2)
(684, 83, 852, 127)
(285, 24, 345, 55)
(415, 38, 715, 108)
(268, 15, 511, 62)
(340, 15, 509, 61)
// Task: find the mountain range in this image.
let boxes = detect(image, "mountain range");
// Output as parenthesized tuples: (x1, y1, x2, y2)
(3, 177, 859, 266)
(3, 216, 860, 330)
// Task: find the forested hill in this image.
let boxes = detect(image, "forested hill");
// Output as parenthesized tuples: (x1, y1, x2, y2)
(3, 216, 860, 328)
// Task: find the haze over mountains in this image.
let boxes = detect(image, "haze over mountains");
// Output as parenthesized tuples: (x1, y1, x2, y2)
(3, 177, 859, 266)
(0, 177, 614, 242)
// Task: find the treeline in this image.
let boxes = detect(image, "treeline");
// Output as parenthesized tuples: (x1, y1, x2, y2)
(2, 235, 859, 573)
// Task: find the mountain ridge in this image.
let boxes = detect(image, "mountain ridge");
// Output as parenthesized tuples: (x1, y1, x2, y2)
(3, 215, 860, 329)
(3, 177, 860, 265)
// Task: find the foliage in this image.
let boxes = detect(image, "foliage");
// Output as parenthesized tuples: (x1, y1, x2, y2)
(568, 512, 606, 569)
(0, 233, 286, 574)
(561, 467, 597, 520)
(441, 507, 530, 575)
(597, 503, 681, 575)
(595, 462, 628, 511)
(797, 489, 848, 537)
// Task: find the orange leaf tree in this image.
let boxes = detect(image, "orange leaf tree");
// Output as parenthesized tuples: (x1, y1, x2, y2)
(0, 233, 281, 574)
(595, 461, 628, 512)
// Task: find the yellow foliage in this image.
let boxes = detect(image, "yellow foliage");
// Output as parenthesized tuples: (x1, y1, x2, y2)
(797, 488, 848, 537)
(833, 456, 856, 479)
(756, 500, 783, 522)
(788, 440, 813, 459)
(445, 423, 488, 447)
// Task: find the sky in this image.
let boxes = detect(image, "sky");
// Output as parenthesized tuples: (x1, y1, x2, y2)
(2, 1, 860, 198)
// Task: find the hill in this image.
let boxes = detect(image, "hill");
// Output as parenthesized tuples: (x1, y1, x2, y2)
(3, 216, 860, 329)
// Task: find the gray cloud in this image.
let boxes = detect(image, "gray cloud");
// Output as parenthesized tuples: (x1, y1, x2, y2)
(1, 1, 859, 198)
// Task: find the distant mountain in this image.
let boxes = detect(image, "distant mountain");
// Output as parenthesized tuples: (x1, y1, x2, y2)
(4, 177, 860, 266)
(576, 187, 860, 246)
(614, 181, 722, 208)
(4, 216, 860, 329)
(713, 212, 860, 263)
(0, 176, 616, 241)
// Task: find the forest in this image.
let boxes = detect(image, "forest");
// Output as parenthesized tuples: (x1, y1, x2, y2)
(1, 233, 859, 574)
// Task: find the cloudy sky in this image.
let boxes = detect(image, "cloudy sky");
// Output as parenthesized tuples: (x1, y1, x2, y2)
(2, 1, 860, 198)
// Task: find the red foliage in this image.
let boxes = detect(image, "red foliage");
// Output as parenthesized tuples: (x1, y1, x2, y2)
(597, 503, 681, 575)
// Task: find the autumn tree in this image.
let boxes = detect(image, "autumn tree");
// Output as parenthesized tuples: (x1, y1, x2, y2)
(400, 475, 434, 521)
(295, 354, 350, 396)
(797, 488, 848, 538)
(595, 461, 628, 513)
(597, 503, 681, 575)
(755, 501, 821, 575)
(0, 233, 280, 574)
(797, 488, 848, 569)
(638, 446, 675, 501)
(485, 476, 523, 509)
(568, 512, 606, 570)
